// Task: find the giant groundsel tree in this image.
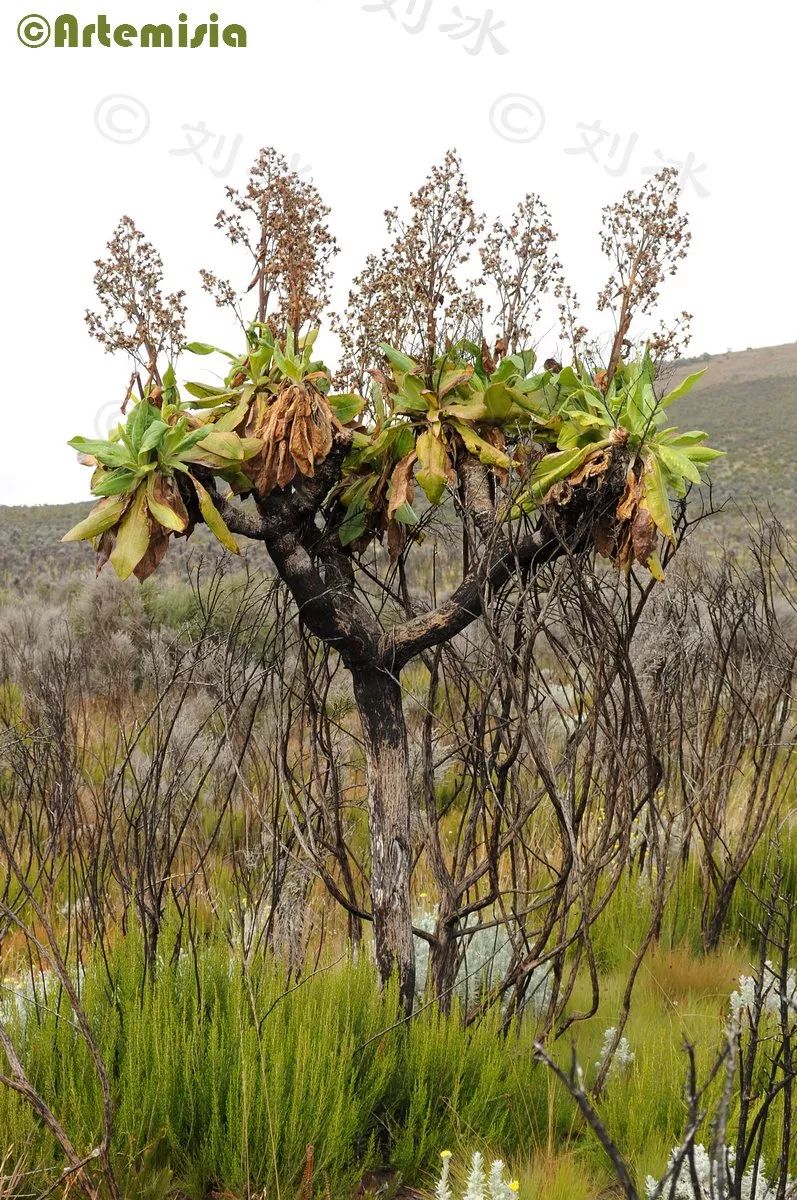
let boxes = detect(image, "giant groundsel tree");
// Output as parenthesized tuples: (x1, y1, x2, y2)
(65, 150, 720, 1012)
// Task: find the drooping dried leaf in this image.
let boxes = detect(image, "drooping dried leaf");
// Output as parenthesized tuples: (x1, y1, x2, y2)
(545, 479, 574, 507)
(244, 381, 337, 496)
(109, 487, 152, 580)
(387, 451, 417, 522)
(289, 404, 315, 476)
(146, 473, 189, 533)
(481, 338, 497, 376)
(631, 506, 658, 567)
(96, 529, 115, 576)
(614, 522, 634, 571)
(387, 518, 406, 563)
(277, 437, 295, 489)
(616, 464, 642, 522)
(592, 515, 616, 559)
(514, 442, 544, 482)
(133, 523, 171, 581)
(367, 367, 397, 396)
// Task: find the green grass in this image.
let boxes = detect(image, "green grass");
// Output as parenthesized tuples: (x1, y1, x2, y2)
(3, 814, 797, 1198)
(4, 895, 795, 1198)
(1, 927, 553, 1197)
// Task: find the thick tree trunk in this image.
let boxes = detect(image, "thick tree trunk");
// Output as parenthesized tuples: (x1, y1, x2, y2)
(351, 666, 416, 1013)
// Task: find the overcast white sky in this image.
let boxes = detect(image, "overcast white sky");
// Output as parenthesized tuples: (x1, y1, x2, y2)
(1, 0, 795, 504)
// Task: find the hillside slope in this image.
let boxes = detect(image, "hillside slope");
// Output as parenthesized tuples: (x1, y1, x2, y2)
(668, 342, 797, 525)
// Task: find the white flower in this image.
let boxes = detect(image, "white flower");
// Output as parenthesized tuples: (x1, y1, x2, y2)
(595, 1027, 634, 1080)
(435, 1153, 520, 1200)
(464, 1151, 486, 1200)
(487, 1158, 518, 1200)
(728, 961, 797, 1036)
(645, 1142, 791, 1199)
(436, 1150, 453, 1200)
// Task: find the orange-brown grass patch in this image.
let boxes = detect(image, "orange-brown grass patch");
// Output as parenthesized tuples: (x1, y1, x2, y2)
(644, 943, 746, 1006)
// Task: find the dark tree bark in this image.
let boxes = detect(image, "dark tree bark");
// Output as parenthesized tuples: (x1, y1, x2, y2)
(208, 439, 584, 1014)
(351, 666, 415, 1012)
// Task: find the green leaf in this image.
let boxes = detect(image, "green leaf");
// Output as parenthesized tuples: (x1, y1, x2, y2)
(656, 444, 702, 486)
(92, 468, 141, 497)
(328, 393, 366, 424)
(162, 427, 212, 459)
(217, 468, 254, 496)
(214, 400, 250, 432)
(338, 508, 369, 547)
(394, 375, 430, 414)
(68, 437, 133, 470)
(192, 478, 240, 554)
(380, 344, 419, 375)
(555, 366, 582, 393)
(557, 411, 607, 450)
(658, 429, 709, 446)
(372, 381, 386, 423)
(128, 402, 157, 454)
(619, 364, 658, 436)
(682, 446, 724, 466)
(394, 425, 417, 461)
(449, 421, 513, 470)
(184, 382, 239, 402)
(483, 383, 514, 422)
(641, 455, 675, 543)
(139, 420, 170, 456)
(272, 343, 301, 381)
(493, 349, 537, 383)
(511, 349, 537, 377)
(300, 327, 319, 360)
(109, 487, 152, 580)
(525, 446, 593, 501)
(415, 430, 449, 505)
(393, 501, 419, 526)
(185, 342, 217, 355)
(185, 430, 247, 464)
(443, 400, 490, 422)
(506, 384, 546, 417)
(646, 552, 666, 582)
(61, 497, 127, 543)
(660, 368, 707, 408)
